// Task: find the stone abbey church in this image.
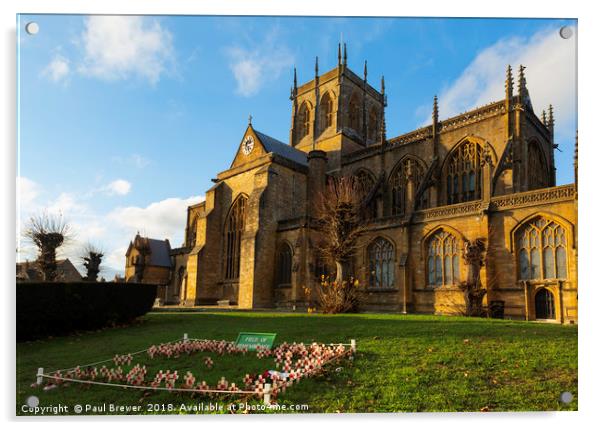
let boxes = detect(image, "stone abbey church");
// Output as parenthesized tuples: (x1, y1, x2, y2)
(125, 46, 578, 323)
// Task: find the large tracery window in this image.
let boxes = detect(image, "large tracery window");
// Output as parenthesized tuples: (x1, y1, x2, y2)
(516, 217, 568, 281)
(297, 103, 311, 141)
(355, 170, 378, 219)
(390, 158, 426, 216)
(224, 195, 247, 280)
(319, 93, 334, 133)
(528, 140, 548, 190)
(276, 243, 293, 287)
(368, 238, 395, 289)
(427, 230, 461, 287)
(446, 141, 483, 204)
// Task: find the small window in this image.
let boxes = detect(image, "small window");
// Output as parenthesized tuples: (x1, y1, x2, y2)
(276, 243, 293, 287)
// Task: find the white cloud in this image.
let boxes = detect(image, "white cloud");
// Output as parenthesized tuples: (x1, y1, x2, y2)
(421, 25, 577, 145)
(109, 195, 202, 241)
(226, 29, 294, 97)
(104, 179, 132, 196)
(42, 55, 70, 83)
(17, 176, 40, 211)
(16, 175, 202, 278)
(78, 16, 174, 85)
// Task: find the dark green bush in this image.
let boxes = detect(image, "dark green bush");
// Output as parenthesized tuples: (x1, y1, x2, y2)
(16, 282, 157, 341)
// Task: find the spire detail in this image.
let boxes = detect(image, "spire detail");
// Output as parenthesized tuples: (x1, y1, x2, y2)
(518, 65, 527, 100)
(343, 43, 347, 66)
(315, 56, 319, 79)
(505, 65, 513, 100)
(363, 60, 368, 82)
(548, 104, 555, 129)
(433, 95, 439, 124)
(338, 43, 342, 66)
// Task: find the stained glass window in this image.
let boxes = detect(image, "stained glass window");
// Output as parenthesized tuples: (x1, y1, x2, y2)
(368, 238, 395, 289)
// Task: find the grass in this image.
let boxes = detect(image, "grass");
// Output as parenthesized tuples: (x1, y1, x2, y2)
(16, 312, 577, 414)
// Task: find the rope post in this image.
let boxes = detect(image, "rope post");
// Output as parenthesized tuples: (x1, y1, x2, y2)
(37, 367, 44, 385)
(351, 339, 356, 353)
(183, 333, 188, 342)
(263, 383, 272, 405)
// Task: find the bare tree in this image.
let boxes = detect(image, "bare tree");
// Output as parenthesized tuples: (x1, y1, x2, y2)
(81, 243, 104, 282)
(311, 176, 369, 313)
(314, 175, 368, 283)
(24, 212, 72, 282)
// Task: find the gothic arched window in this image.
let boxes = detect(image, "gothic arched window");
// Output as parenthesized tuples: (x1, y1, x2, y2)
(390, 158, 426, 216)
(446, 141, 483, 204)
(276, 243, 293, 287)
(348, 94, 361, 132)
(516, 216, 568, 281)
(297, 103, 311, 141)
(355, 170, 378, 219)
(528, 140, 548, 190)
(319, 93, 334, 133)
(224, 195, 247, 280)
(368, 238, 395, 289)
(426, 230, 461, 287)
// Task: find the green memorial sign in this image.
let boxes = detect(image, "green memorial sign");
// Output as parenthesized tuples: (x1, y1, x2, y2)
(235, 332, 277, 351)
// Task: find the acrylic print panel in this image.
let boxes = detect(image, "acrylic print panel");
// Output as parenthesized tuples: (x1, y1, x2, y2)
(16, 14, 578, 415)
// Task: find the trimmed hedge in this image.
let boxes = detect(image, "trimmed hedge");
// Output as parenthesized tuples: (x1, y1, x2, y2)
(16, 282, 157, 341)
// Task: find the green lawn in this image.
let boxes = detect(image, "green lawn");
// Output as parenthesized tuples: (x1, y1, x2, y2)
(16, 312, 578, 414)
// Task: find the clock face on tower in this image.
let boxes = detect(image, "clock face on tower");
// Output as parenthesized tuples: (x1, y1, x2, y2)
(242, 136, 254, 155)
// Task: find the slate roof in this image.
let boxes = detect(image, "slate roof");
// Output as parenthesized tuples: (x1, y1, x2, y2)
(254, 129, 308, 166)
(16, 258, 83, 282)
(145, 238, 172, 268)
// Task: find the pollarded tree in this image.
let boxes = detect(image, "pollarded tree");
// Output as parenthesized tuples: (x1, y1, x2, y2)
(81, 243, 104, 282)
(24, 212, 72, 282)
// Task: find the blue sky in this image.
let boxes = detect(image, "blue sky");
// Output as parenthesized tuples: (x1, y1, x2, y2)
(16, 15, 577, 277)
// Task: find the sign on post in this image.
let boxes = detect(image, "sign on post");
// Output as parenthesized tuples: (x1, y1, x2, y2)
(235, 332, 277, 351)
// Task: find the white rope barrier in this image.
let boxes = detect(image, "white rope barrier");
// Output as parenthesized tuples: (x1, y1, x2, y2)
(36, 335, 356, 404)
(38, 374, 258, 395)
(50, 337, 186, 373)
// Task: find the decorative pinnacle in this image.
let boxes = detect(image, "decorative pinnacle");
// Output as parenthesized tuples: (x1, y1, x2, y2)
(248, 114, 253, 126)
(433, 95, 439, 123)
(315, 56, 319, 78)
(338, 43, 342, 65)
(548, 104, 555, 128)
(364, 60, 368, 81)
(542, 110, 547, 126)
(343, 43, 347, 66)
(381, 75, 385, 94)
(293, 67, 297, 88)
(518, 65, 527, 98)
(505, 65, 513, 97)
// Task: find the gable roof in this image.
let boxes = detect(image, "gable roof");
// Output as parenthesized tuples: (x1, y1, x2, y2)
(147, 238, 171, 267)
(127, 234, 172, 268)
(145, 238, 172, 267)
(254, 129, 308, 166)
(16, 258, 83, 282)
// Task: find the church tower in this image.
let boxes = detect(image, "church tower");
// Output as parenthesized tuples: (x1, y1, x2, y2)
(289, 44, 386, 170)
